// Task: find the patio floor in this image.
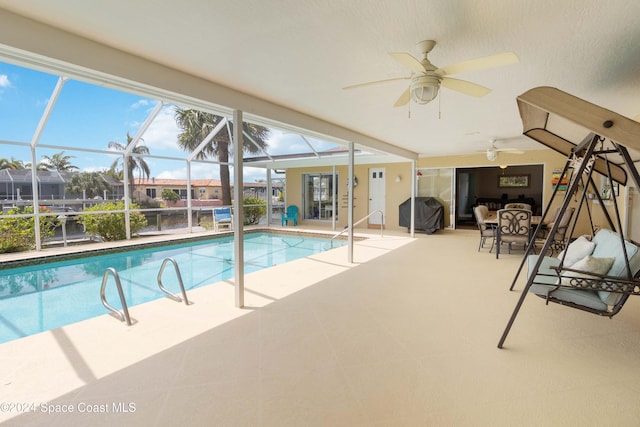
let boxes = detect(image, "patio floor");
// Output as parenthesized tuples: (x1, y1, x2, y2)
(1, 227, 640, 426)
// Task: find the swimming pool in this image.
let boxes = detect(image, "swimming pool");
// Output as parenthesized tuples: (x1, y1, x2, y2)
(0, 232, 344, 344)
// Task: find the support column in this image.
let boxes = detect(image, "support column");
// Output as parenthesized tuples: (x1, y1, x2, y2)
(411, 161, 416, 238)
(186, 160, 192, 232)
(30, 76, 67, 250)
(332, 165, 337, 231)
(348, 142, 354, 263)
(233, 110, 245, 308)
(267, 168, 272, 226)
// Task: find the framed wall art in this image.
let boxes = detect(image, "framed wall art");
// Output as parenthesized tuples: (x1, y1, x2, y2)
(498, 174, 530, 188)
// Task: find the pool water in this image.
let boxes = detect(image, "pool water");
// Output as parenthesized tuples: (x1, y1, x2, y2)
(0, 233, 342, 344)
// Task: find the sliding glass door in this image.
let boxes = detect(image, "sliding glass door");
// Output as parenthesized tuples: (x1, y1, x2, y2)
(302, 173, 337, 220)
(417, 168, 454, 228)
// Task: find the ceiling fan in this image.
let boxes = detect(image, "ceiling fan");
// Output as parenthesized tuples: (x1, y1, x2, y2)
(343, 40, 519, 107)
(485, 138, 524, 161)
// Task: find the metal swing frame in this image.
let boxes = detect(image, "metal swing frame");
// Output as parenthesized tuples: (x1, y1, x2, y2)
(497, 87, 640, 348)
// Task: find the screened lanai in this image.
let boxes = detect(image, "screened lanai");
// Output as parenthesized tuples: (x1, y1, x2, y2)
(0, 53, 418, 306)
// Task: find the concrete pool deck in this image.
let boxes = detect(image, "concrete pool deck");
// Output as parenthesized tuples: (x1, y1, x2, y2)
(2, 227, 640, 425)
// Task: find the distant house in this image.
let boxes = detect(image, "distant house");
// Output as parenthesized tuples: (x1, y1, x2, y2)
(134, 178, 283, 203)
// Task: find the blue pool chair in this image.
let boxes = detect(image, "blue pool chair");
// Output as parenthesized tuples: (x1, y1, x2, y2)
(213, 207, 233, 232)
(281, 205, 298, 226)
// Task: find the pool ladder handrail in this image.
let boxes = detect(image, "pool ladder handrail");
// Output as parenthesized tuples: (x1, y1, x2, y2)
(100, 267, 132, 326)
(330, 210, 384, 248)
(157, 257, 190, 305)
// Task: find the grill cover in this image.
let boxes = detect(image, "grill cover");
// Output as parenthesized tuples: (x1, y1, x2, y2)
(399, 197, 444, 234)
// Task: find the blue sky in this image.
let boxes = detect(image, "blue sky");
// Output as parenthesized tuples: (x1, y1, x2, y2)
(0, 61, 339, 182)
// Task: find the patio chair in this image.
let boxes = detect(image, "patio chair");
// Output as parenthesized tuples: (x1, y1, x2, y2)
(495, 208, 531, 259)
(213, 207, 233, 232)
(536, 207, 575, 253)
(473, 205, 495, 252)
(504, 202, 532, 211)
(282, 205, 298, 226)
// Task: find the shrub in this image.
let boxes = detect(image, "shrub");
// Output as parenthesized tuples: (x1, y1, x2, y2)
(78, 201, 147, 241)
(161, 189, 180, 207)
(243, 197, 266, 225)
(0, 206, 57, 253)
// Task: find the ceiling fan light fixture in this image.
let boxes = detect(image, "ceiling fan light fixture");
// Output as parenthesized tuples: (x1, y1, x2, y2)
(410, 75, 440, 104)
(486, 148, 498, 161)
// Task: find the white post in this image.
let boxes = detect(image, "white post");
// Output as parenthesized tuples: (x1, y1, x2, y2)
(30, 146, 41, 250)
(122, 154, 131, 240)
(411, 161, 416, 238)
(187, 160, 193, 232)
(266, 168, 272, 226)
(332, 165, 337, 231)
(348, 142, 354, 263)
(233, 110, 245, 308)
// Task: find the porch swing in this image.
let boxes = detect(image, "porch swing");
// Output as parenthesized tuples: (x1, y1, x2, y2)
(498, 87, 640, 349)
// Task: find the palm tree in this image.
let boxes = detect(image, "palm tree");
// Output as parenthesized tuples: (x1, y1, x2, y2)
(25, 161, 50, 171)
(108, 133, 151, 201)
(65, 171, 111, 199)
(41, 151, 79, 172)
(174, 109, 270, 205)
(0, 157, 26, 170)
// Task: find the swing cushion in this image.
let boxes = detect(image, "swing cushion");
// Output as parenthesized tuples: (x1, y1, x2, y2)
(527, 256, 609, 310)
(560, 256, 615, 285)
(557, 235, 595, 267)
(528, 229, 640, 309)
(591, 229, 640, 305)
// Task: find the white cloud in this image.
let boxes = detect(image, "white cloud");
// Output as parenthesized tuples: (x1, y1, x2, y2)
(266, 132, 340, 155)
(140, 105, 181, 152)
(153, 162, 268, 183)
(0, 74, 10, 88)
(130, 99, 150, 109)
(82, 166, 108, 173)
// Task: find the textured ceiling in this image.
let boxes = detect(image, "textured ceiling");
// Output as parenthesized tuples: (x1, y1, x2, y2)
(1, 0, 639, 158)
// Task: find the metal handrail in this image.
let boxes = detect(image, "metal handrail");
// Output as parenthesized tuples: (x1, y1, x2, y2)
(100, 268, 132, 325)
(157, 258, 190, 305)
(330, 210, 384, 247)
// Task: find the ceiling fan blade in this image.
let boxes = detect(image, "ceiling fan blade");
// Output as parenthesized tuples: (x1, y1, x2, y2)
(393, 87, 411, 107)
(441, 77, 491, 97)
(497, 149, 525, 154)
(342, 76, 409, 90)
(436, 52, 519, 76)
(389, 52, 426, 74)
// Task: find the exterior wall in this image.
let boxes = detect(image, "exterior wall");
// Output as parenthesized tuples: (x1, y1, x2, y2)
(286, 148, 627, 236)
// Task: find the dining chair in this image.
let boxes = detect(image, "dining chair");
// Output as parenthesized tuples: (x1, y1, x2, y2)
(495, 208, 532, 259)
(473, 205, 495, 252)
(504, 202, 532, 211)
(536, 207, 575, 253)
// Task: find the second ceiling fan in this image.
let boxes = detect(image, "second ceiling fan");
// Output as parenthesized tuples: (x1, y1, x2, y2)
(344, 40, 519, 107)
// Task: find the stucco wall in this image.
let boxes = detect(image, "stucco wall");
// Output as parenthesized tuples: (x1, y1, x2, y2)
(285, 148, 625, 236)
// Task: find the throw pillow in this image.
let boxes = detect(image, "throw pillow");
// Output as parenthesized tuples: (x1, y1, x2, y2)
(557, 235, 595, 267)
(560, 256, 615, 286)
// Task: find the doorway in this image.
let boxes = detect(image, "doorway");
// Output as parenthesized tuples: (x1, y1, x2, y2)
(455, 164, 544, 227)
(368, 167, 385, 226)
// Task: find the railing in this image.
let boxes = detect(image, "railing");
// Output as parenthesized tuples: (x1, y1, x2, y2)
(330, 210, 384, 248)
(100, 268, 132, 325)
(157, 258, 190, 305)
